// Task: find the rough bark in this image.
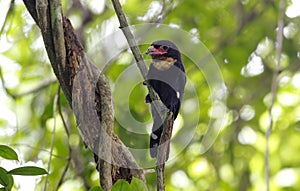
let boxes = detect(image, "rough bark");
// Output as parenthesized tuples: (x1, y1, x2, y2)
(23, 1, 145, 190)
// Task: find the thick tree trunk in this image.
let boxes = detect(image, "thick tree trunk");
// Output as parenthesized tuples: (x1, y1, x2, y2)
(23, 1, 145, 190)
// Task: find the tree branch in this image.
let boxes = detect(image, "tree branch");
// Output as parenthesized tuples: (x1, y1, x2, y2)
(56, 90, 72, 189)
(109, 1, 169, 133)
(111, 0, 148, 78)
(0, 66, 56, 99)
(265, 0, 285, 190)
(44, 86, 60, 191)
(110, 0, 174, 190)
(156, 112, 174, 191)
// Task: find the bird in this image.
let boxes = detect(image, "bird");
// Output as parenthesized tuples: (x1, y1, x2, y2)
(145, 40, 186, 160)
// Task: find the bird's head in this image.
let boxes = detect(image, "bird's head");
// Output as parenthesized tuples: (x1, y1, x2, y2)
(145, 40, 182, 70)
(146, 40, 180, 59)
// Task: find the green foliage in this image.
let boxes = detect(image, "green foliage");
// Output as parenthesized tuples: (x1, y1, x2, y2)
(1, 0, 300, 190)
(89, 186, 104, 191)
(0, 145, 18, 161)
(0, 169, 14, 191)
(111, 180, 131, 191)
(130, 177, 148, 191)
(7, 166, 48, 176)
(0, 146, 47, 190)
(0, 167, 10, 188)
(111, 177, 147, 191)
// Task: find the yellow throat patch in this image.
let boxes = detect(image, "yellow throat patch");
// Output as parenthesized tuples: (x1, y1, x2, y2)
(152, 57, 177, 71)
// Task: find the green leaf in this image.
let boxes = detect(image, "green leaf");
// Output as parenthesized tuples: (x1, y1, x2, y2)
(0, 145, 18, 161)
(110, 178, 147, 191)
(0, 167, 8, 187)
(111, 180, 131, 191)
(0, 187, 7, 191)
(130, 177, 148, 191)
(89, 186, 103, 191)
(8, 166, 48, 176)
(7, 174, 14, 190)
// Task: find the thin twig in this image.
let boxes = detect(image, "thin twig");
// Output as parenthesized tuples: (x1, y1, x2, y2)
(56, 87, 72, 189)
(13, 79, 57, 98)
(57, 90, 70, 137)
(0, 66, 57, 99)
(265, 0, 285, 190)
(56, 158, 71, 188)
(11, 143, 67, 160)
(44, 86, 60, 191)
(144, 169, 155, 174)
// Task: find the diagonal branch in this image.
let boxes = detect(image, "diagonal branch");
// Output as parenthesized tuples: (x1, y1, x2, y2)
(110, 1, 167, 129)
(265, 0, 285, 191)
(111, 0, 148, 78)
(111, 0, 174, 190)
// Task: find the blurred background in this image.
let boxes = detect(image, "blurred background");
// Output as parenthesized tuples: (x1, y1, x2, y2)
(0, 0, 300, 190)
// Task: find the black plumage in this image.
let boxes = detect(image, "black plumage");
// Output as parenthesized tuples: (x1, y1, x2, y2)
(145, 40, 186, 160)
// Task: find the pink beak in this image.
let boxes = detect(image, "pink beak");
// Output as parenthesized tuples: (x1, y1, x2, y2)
(145, 45, 167, 56)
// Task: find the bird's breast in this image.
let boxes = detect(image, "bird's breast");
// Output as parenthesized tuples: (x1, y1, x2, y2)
(152, 57, 177, 71)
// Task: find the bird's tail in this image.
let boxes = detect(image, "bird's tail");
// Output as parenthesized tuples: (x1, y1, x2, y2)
(150, 124, 170, 160)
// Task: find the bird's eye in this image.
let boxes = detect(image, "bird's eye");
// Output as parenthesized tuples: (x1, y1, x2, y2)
(153, 44, 160, 49)
(162, 46, 168, 50)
